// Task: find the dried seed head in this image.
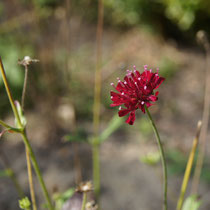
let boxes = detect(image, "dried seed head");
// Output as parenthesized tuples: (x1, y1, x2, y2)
(18, 56, 39, 66)
(76, 181, 93, 193)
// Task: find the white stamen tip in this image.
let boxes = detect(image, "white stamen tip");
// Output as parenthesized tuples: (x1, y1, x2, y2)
(135, 82, 137, 85)
(119, 106, 122, 110)
(141, 101, 145, 105)
(138, 77, 141, 81)
(144, 86, 147, 90)
(111, 96, 113, 99)
(124, 81, 127, 84)
(110, 83, 114, 86)
(121, 92, 124, 95)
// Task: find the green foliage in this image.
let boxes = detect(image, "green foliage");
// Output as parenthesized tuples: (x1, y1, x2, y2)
(0, 36, 33, 87)
(19, 197, 31, 210)
(182, 195, 201, 210)
(64, 129, 88, 143)
(159, 57, 178, 79)
(53, 188, 74, 210)
(138, 117, 152, 137)
(99, 114, 124, 143)
(162, 0, 201, 30)
(0, 169, 13, 178)
(166, 149, 188, 175)
(140, 151, 160, 166)
(167, 148, 210, 184)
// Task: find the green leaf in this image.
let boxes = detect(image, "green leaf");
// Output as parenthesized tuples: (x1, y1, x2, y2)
(99, 115, 124, 143)
(19, 197, 31, 210)
(15, 101, 27, 127)
(140, 151, 160, 166)
(0, 169, 11, 177)
(53, 188, 74, 210)
(182, 195, 201, 210)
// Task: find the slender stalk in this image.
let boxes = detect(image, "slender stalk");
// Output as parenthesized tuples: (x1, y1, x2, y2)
(21, 131, 54, 210)
(176, 121, 202, 210)
(0, 57, 22, 127)
(81, 192, 87, 210)
(26, 148, 37, 210)
(0, 58, 54, 210)
(21, 65, 28, 111)
(93, 0, 104, 135)
(0, 119, 22, 133)
(145, 106, 167, 210)
(92, 141, 100, 200)
(21, 62, 37, 210)
(92, 0, 104, 202)
(191, 31, 210, 194)
(0, 120, 14, 129)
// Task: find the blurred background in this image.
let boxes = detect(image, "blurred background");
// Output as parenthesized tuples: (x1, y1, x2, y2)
(0, 0, 210, 209)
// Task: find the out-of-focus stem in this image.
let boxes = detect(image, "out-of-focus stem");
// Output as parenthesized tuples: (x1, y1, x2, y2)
(0, 152, 24, 198)
(93, 0, 104, 136)
(145, 106, 167, 210)
(191, 31, 210, 194)
(81, 192, 87, 210)
(92, 141, 100, 200)
(176, 121, 202, 210)
(92, 0, 104, 202)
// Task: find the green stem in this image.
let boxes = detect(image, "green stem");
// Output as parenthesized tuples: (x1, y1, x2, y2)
(92, 141, 100, 201)
(145, 106, 168, 210)
(176, 121, 202, 210)
(81, 192, 87, 210)
(0, 58, 22, 127)
(21, 131, 54, 210)
(0, 119, 23, 133)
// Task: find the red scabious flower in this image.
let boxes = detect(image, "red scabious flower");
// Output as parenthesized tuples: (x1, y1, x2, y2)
(110, 65, 165, 125)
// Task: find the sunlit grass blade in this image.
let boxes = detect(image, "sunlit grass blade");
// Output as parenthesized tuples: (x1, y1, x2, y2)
(176, 121, 202, 210)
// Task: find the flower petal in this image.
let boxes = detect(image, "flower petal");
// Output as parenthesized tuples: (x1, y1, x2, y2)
(118, 109, 130, 117)
(154, 77, 165, 89)
(125, 111, 136, 125)
(148, 95, 158, 102)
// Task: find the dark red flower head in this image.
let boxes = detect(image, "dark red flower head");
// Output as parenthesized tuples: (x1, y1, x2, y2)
(110, 65, 165, 125)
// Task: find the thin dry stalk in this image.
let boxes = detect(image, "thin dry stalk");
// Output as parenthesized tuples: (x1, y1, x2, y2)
(19, 59, 37, 210)
(191, 31, 210, 194)
(92, 0, 104, 202)
(177, 121, 202, 210)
